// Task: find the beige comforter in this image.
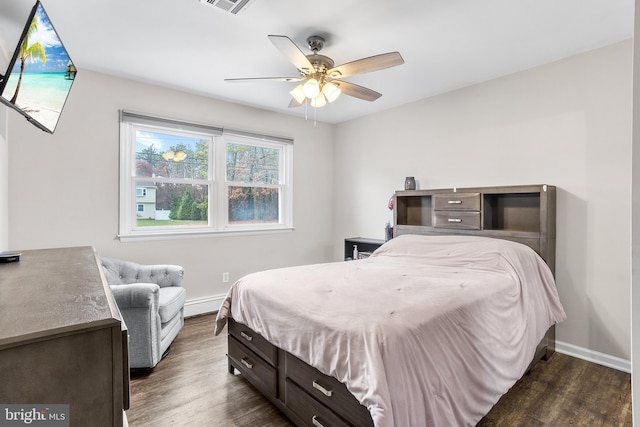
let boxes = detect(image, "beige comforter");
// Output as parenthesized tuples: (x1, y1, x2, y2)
(215, 234, 566, 427)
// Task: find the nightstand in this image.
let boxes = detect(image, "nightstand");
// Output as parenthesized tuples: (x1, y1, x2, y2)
(344, 237, 385, 260)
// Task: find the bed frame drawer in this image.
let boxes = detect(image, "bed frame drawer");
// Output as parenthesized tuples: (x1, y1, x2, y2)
(434, 192, 481, 211)
(285, 353, 372, 427)
(228, 318, 277, 366)
(433, 211, 481, 229)
(228, 336, 277, 397)
(286, 379, 352, 427)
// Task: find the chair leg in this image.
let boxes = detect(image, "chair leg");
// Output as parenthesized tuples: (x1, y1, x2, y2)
(161, 345, 171, 359)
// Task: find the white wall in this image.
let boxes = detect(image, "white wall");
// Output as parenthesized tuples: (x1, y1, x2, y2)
(6, 70, 336, 308)
(631, 0, 639, 422)
(0, 106, 7, 250)
(334, 41, 633, 362)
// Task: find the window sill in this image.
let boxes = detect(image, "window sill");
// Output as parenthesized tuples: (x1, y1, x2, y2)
(117, 226, 294, 242)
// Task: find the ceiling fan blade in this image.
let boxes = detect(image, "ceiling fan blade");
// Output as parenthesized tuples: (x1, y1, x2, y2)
(224, 76, 304, 83)
(268, 35, 315, 74)
(327, 52, 404, 78)
(332, 80, 382, 102)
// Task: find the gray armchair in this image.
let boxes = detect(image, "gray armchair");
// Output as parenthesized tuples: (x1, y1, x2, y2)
(100, 257, 186, 369)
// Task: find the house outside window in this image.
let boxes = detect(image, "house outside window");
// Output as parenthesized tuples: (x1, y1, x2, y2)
(136, 184, 157, 220)
(119, 111, 293, 240)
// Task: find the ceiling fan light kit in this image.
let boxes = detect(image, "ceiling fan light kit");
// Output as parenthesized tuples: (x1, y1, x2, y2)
(322, 82, 341, 103)
(310, 93, 327, 108)
(290, 85, 306, 104)
(302, 78, 321, 98)
(225, 34, 404, 110)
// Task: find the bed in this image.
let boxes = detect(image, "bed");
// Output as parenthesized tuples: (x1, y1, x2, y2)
(214, 184, 565, 427)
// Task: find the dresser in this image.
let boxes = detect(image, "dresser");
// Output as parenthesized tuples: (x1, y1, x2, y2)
(0, 246, 129, 427)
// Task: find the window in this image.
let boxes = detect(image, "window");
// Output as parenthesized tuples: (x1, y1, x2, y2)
(119, 111, 293, 240)
(226, 137, 283, 226)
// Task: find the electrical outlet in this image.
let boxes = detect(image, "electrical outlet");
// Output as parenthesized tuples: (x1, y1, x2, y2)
(222, 272, 229, 283)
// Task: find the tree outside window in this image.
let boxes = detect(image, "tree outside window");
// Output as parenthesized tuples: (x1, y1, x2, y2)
(227, 143, 281, 225)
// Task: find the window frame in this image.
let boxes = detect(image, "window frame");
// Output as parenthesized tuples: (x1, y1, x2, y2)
(119, 111, 293, 241)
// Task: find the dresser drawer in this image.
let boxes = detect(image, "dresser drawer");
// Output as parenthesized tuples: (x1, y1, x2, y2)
(285, 353, 372, 427)
(434, 192, 481, 211)
(228, 318, 277, 366)
(286, 379, 352, 427)
(228, 336, 277, 397)
(433, 211, 481, 230)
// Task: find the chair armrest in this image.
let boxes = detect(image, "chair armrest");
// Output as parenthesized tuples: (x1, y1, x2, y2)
(110, 283, 160, 309)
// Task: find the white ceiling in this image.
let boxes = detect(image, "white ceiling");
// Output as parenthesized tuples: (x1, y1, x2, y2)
(0, 0, 634, 124)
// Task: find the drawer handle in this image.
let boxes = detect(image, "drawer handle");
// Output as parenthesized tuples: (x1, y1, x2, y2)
(448, 200, 462, 204)
(447, 218, 462, 223)
(240, 331, 253, 342)
(312, 380, 333, 397)
(312, 415, 325, 427)
(240, 358, 253, 369)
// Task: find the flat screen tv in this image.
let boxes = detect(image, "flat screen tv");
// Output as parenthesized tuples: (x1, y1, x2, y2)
(0, 1, 76, 133)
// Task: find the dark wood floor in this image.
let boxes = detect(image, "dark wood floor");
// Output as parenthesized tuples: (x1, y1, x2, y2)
(127, 314, 632, 426)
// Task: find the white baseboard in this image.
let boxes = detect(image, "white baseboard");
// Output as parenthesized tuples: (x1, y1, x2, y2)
(182, 297, 632, 374)
(183, 294, 226, 318)
(555, 340, 630, 373)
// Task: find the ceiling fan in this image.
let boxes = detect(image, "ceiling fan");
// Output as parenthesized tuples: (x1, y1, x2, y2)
(225, 35, 404, 108)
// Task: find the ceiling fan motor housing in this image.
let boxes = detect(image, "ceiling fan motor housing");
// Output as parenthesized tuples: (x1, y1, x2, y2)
(306, 54, 334, 74)
(306, 36, 325, 53)
(304, 36, 335, 75)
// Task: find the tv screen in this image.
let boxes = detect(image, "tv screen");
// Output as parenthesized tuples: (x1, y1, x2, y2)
(0, 1, 76, 133)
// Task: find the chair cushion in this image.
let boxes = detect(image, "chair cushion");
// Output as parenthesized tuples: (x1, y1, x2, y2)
(158, 286, 187, 324)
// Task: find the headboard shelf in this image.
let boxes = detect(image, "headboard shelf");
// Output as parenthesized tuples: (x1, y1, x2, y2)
(483, 192, 541, 232)
(395, 195, 433, 227)
(394, 184, 556, 272)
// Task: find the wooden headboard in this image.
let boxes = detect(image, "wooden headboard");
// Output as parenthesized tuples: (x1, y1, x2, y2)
(394, 184, 556, 274)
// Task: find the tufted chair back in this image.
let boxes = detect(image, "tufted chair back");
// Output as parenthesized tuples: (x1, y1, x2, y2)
(101, 257, 184, 288)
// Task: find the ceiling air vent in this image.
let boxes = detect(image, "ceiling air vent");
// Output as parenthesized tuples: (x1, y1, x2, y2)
(200, 0, 253, 14)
